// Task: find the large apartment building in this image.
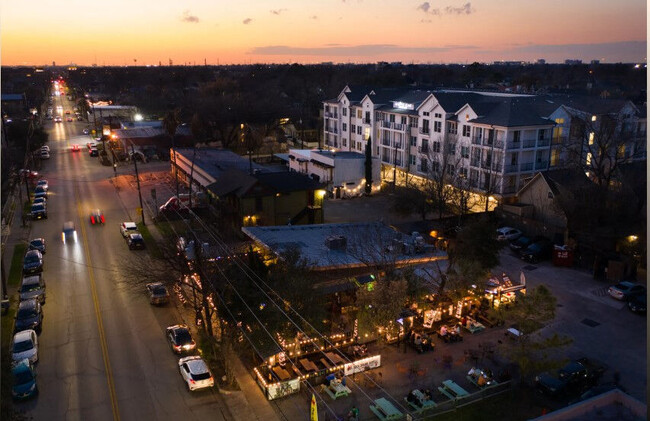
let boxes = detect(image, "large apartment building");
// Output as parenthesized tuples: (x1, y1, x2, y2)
(323, 86, 646, 205)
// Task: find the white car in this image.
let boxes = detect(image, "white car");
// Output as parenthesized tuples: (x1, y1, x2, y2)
(40, 145, 50, 153)
(178, 356, 214, 391)
(120, 222, 138, 237)
(12, 330, 38, 364)
(40, 151, 50, 160)
(496, 227, 522, 241)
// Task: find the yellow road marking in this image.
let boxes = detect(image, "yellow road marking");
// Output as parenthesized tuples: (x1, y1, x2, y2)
(74, 184, 121, 421)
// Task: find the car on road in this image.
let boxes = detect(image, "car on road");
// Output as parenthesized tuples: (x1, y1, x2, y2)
(120, 222, 138, 237)
(28, 238, 46, 254)
(71, 144, 80, 152)
(607, 281, 646, 301)
(89, 145, 98, 156)
(12, 330, 39, 364)
(23, 250, 43, 274)
(12, 359, 38, 400)
(30, 203, 47, 220)
(126, 233, 146, 250)
(520, 238, 554, 263)
(90, 209, 105, 225)
(167, 325, 197, 354)
(82, 128, 89, 135)
(40, 150, 50, 159)
(19, 169, 39, 180)
(178, 356, 214, 391)
(14, 298, 43, 334)
(628, 294, 646, 314)
(36, 179, 48, 191)
(19, 275, 46, 304)
(62, 221, 77, 244)
(146, 282, 170, 305)
(67, 117, 73, 122)
(54, 116, 62, 123)
(496, 227, 522, 241)
(77, 116, 83, 121)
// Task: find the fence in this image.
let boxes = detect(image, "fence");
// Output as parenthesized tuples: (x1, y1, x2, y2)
(416, 380, 513, 419)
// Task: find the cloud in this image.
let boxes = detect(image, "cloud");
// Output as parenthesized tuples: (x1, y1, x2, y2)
(270, 9, 287, 15)
(418, 2, 473, 16)
(249, 44, 473, 56)
(181, 10, 199, 23)
(243, 18, 252, 24)
(310, 15, 318, 20)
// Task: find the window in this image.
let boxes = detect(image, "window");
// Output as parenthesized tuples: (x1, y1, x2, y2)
(513, 131, 521, 142)
(538, 129, 546, 140)
(410, 136, 417, 146)
(357, 126, 362, 135)
(365, 111, 371, 123)
(342, 108, 347, 116)
(586, 152, 592, 166)
(617, 145, 625, 159)
(423, 111, 430, 117)
(422, 120, 430, 133)
(357, 109, 362, 119)
(448, 143, 456, 155)
(550, 148, 559, 166)
(342, 123, 347, 132)
(431, 161, 440, 173)
(432, 142, 440, 153)
(390, 114, 395, 123)
(588, 132, 594, 145)
(447, 164, 455, 174)
(447, 122, 457, 134)
(463, 125, 471, 137)
(351, 124, 356, 134)
(342, 138, 347, 147)
(434, 113, 442, 118)
(421, 158, 428, 172)
(433, 121, 442, 133)
(554, 118, 564, 124)
(410, 154, 416, 165)
(459, 167, 468, 178)
(401, 116, 407, 125)
(461, 146, 469, 158)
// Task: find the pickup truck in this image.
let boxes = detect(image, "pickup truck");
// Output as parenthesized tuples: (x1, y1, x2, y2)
(535, 357, 607, 397)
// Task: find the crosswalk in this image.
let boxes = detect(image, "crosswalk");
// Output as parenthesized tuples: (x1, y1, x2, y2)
(591, 286, 610, 297)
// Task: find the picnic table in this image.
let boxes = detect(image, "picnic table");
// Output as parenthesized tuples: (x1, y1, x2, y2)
(369, 397, 403, 420)
(438, 380, 470, 400)
(322, 379, 352, 400)
(272, 366, 290, 381)
(466, 368, 497, 388)
(463, 318, 485, 334)
(404, 389, 436, 412)
(325, 351, 345, 365)
(299, 358, 319, 372)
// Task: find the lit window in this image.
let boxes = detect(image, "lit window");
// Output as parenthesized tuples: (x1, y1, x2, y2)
(591, 115, 597, 122)
(588, 132, 594, 145)
(586, 152, 592, 165)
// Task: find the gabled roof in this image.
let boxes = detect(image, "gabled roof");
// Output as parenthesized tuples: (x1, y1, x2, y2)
(207, 169, 323, 199)
(471, 97, 555, 127)
(518, 168, 594, 197)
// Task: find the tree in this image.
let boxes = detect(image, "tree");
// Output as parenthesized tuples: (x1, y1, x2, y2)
(364, 136, 373, 194)
(501, 284, 572, 383)
(421, 133, 464, 219)
(162, 110, 181, 196)
(356, 275, 408, 341)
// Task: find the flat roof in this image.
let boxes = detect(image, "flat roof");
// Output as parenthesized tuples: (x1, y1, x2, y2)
(242, 222, 445, 271)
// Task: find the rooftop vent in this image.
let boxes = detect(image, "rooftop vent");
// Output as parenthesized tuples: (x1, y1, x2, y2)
(325, 235, 347, 250)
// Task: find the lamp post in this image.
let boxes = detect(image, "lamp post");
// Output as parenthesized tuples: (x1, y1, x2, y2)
(131, 143, 145, 225)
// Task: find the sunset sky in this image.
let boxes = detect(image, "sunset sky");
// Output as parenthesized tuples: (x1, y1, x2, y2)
(1, 0, 646, 66)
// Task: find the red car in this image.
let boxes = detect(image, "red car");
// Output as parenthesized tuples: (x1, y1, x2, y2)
(90, 209, 105, 225)
(71, 144, 80, 152)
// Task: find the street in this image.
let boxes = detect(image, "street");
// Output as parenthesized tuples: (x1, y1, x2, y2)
(14, 93, 230, 421)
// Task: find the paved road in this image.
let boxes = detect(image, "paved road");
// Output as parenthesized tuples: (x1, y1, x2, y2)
(15, 92, 229, 420)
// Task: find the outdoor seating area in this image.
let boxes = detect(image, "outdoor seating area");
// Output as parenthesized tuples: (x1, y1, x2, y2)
(404, 388, 436, 412)
(462, 317, 486, 334)
(437, 379, 470, 400)
(322, 375, 352, 400)
(369, 397, 403, 420)
(466, 367, 498, 388)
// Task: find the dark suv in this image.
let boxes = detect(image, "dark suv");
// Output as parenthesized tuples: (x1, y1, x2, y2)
(23, 250, 43, 275)
(14, 299, 43, 333)
(520, 238, 554, 263)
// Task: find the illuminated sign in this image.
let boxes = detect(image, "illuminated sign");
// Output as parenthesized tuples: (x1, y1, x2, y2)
(393, 101, 414, 110)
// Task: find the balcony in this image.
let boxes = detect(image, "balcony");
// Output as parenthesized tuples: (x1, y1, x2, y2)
(535, 160, 549, 170)
(324, 111, 338, 119)
(482, 139, 504, 149)
(472, 136, 483, 145)
(417, 165, 428, 173)
(481, 160, 492, 170)
(522, 139, 536, 148)
(507, 141, 520, 150)
(537, 138, 550, 147)
(520, 162, 534, 172)
(470, 159, 480, 168)
(419, 127, 430, 135)
(381, 156, 391, 164)
(363, 118, 371, 124)
(381, 138, 391, 146)
(394, 142, 403, 149)
(504, 164, 518, 173)
(418, 145, 429, 154)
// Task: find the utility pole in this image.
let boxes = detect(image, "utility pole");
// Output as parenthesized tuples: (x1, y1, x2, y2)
(131, 144, 145, 225)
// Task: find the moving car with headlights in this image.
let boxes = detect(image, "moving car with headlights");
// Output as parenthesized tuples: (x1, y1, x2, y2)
(23, 250, 43, 274)
(28, 238, 46, 254)
(146, 282, 170, 305)
(167, 324, 196, 354)
(30, 203, 47, 220)
(12, 330, 39, 364)
(90, 209, 105, 225)
(120, 221, 138, 237)
(178, 356, 213, 391)
(12, 359, 38, 400)
(19, 275, 46, 304)
(14, 298, 43, 334)
(126, 233, 146, 250)
(62, 221, 77, 244)
(71, 144, 80, 152)
(607, 281, 646, 301)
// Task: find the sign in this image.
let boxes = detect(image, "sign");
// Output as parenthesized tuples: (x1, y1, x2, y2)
(310, 394, 318, 421)
(343, 355, 381, 376)
(423, 310, 435, 328)
(267, 378, 300, 400)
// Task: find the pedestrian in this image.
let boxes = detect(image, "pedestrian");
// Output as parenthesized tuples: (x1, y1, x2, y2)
(348, 405, 359, 421)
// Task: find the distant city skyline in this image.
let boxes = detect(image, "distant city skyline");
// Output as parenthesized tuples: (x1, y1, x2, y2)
(1, 0, 646, 66)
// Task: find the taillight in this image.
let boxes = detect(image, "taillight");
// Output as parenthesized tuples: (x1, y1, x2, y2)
(189, 379, 195, 384)
(91, 216, 95, 224)
(100, 215, 105, 223)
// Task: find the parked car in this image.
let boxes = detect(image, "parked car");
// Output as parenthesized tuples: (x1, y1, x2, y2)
(19, 275, 46, 303)
(120, 222, 138, 237)
(40, 150, 50, 159)
(82, 128, 89, 135)
(32, 197, 47, 207)
(146, 282, 170, 305)
(14, 298, 43, 333)
(28, 238, 46, 254)
(536, 357, 606, 397)
(607, 281, 646, 301)
(126, 233, 146, 250)
(34, 185, 48, 198)
(36, 179, 48, 191)
(520, 238, 554, 263)
(90, 209, 105, 225)
(12, 359, 38, 400)
(30, 203, 47, 220)
(178, 356, 214, 391)
(40, 145, 50, 153)
(167, 325, 196, 354)
(628, 294, 646, 314)
(12, 330, 39, 364)
(89, 146, 98, 157)
(62, 221, 77, 244)
(23, 250, 43, 274)
(496, 227, 522, 241)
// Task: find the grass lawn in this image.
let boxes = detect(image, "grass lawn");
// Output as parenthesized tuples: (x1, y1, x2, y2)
(8, 243, 27, 288)
(136, 222, 161, 258)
